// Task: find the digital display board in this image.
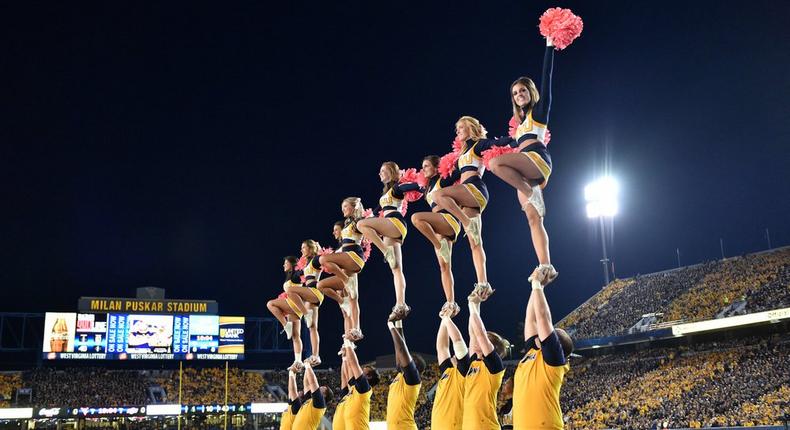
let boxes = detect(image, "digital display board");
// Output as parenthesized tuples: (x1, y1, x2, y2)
(43, 313, 244, 360)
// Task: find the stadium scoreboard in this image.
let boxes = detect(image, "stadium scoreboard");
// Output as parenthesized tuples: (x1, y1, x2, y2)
(43, 312, 244, 360)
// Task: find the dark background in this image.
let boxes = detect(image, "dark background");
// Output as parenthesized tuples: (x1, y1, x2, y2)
(2, 1, 789, 364)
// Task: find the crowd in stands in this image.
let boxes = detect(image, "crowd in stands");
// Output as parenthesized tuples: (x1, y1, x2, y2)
(157, 366, 271, 404)
(560, 247, 790, 340)
(561, 335, 790, 429)
(0, 372, 22, 407)
(0, 336, 786, 428)
(25, 368, 149, 407)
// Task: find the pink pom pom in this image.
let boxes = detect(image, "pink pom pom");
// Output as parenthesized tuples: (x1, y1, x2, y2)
(482, 145, 518, 169)
(362, 208, 374, 219)
(399, 200, 409, 216)
(295, 256, 308, 271)
(415, 171, 428, 188)
(318, 247, 334, 256)
(400, 168, 419, 183)
(277, 292, 288, 300)
(439, 151, 459, 179)
(361, 238, 372, 261)
(539, 8, 583, 50)
(544, 128, 551, 145)
(508, 116, 519, 138)
(399, 168, 424, 202)
(452, 138, 464, 153)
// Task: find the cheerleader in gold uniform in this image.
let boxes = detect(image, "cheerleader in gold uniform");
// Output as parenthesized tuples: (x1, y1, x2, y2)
(489, 37, 559, 283)
(266, 256, 306, 369)
(433, 117, 518, 300)
(357, 162, 421, 321)
(333, 357, 351, 430)
(512, 272, 574, 429)
(462, 290, 510, 430)
(317, 197, 366, 340)
(385, 320, 424, 430)
(279, 369, 301, 430)
(411, 155, 463, 315)
(430, 310, 470, 430)
(285, 239, 325, 365)
(342, 338, 378, 430)
(291, 361, 333, 430)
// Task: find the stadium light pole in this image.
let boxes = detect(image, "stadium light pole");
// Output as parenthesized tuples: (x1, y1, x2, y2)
(585, 177, 619, 286)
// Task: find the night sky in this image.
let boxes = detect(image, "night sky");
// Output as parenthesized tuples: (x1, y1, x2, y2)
(3, 1, 789, 363)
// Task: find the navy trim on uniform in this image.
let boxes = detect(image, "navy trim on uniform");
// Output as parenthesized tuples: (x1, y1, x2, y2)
(402, 360, 421, 386)
(311, 389, 326, 409)
(439, 357, 453, 374)
(483, 351, 505, 374)
(354, 374, 371, 394)
(540, 330, 566, 366)
(290, 397, 302, 415)
(456, 354, 472, 376)
(525, 335, 539, 352)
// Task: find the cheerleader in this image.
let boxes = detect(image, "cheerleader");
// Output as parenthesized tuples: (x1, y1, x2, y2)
(411, 155, 463, 315)
(357, 162, 421, 321)
(266, 256, 306, 369)
(512, 273, 573, 429)
(433, 116, 517, 300)
(285, 240, 325, 366)
(431, 310, 470, 429)
(461, 289, 510, 430)
(317, 197, 367, 341)
(488, 36, 559, 283)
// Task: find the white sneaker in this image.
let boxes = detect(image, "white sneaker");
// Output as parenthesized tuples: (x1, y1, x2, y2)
(347, 328, 364, 342)
(529, 264, 558, 286)
(439, 238, 452, 264)
(471, 282, 494, 301)
(290, 360, 304, 372)
(466, 216, 482, 245)
(305, 355, 321, 366)
(527, 185, 545, 217)
(283, 321, 293, 340)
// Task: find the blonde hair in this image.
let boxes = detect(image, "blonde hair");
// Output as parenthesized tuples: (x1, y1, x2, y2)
(381, 161, 400, 194)
(510, 77, 540, 122)
(302, 239, 320, 257)
(457, 116, 488, 140)
(342, 197, 364, 220)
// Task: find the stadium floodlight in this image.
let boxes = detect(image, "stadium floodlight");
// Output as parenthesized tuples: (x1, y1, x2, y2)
(585, 176, 619, 286)
(585, 176, 619, 218)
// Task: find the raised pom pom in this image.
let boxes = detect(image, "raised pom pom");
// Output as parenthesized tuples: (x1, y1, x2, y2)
(399, 168, 424, 202)
(482, 145, 518, 169)
(508, 116, 520, 138)
(439, 151, 459, 179)
(318, 247, 334, 256)
(295, 256, 308, 271)
(362, 208, 374, 219)
(361, 238, 372, 261)
(539, 8, 583, 50)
